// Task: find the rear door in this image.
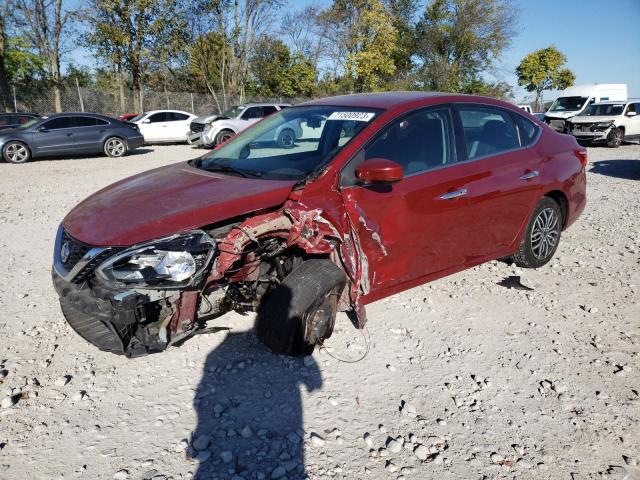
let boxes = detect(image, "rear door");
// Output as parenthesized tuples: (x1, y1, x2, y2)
(625, 103, 640, 137)
(72, 116, 109, 153)
(452, 105, 543, 260)
(33, 117, 75, 155)
(166, 112, 192, 141)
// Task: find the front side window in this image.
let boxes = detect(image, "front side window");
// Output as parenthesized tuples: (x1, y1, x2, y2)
(364, 107, 455, 175)
(42, 117, 72, 130)
(0, 115, 13, 126)
(458, 107, 519, 159)
(196, 106, 380, 181)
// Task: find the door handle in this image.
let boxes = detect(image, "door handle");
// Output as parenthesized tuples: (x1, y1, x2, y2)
(519, 170, 539, 180)
(439, 188, 468, 200)
(66, 133, 73, 136)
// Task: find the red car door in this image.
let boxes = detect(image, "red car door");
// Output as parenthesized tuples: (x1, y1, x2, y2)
(453, 106, 543, 260)
(339, 106, 473, 297)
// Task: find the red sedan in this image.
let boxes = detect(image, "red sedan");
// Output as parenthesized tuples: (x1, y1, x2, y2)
(117, 113, 139, 122)
(52, 92, 586, 357)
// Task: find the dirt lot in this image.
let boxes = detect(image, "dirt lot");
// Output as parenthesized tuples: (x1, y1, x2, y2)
(0, 143, 638, 480)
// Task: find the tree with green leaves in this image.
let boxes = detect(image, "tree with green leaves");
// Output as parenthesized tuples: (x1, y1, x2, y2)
(516, 46, 575, 111)
(0, 5, 14, 111)
(414, 0, 516, 92)
(85, 0, 188, 112)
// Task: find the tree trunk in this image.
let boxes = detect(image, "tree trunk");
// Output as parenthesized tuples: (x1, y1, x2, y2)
(117, 64, 126, 112)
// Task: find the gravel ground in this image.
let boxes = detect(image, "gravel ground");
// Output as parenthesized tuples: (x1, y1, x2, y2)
(0, 143, 638, 480)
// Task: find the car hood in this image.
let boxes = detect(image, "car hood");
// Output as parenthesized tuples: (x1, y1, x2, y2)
(545, 111, 579, 119)
(193, 114, 229, 124)
(570, 115, 615, 124)
(63, 162, 297, 246)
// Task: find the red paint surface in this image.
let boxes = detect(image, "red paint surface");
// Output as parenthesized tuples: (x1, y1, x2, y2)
(62, 92, 586, 320)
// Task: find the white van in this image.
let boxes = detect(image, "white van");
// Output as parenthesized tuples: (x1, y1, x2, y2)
(544, 84, 627, 132)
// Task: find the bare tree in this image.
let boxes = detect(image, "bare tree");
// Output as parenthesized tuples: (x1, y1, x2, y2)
(0, 4, 14, 111)
(279, 6, 328, 71)
(15, 0, 75, 112)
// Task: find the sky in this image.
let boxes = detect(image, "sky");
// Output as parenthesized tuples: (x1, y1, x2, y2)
(67, 0, 640, 102)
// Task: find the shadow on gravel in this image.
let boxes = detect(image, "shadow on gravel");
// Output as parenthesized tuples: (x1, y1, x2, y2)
(590, 159, 640, 180)
(191, 331, 321, 479)
(31, 148, 155, 162)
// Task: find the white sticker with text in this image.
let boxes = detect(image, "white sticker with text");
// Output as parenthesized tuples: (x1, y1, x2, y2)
(327, 111, 375, 122)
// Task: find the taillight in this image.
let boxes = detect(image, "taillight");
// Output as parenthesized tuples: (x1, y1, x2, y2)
(574, 148, 587, 168)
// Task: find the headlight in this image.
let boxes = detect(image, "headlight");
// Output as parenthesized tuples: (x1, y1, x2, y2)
(96, 231, 215, 288)
(594, 121, 614, 128)
(204, 123, 213, 131)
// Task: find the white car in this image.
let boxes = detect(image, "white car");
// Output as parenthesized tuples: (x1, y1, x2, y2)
(131, 110, 197, 143)
(517, 104, 533, 114)
(187, 104, 301, 148)
(568, 100, 640, 148)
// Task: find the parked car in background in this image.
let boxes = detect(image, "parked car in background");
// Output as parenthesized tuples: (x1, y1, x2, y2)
(0, 112, 144, 164)
(517, 104, 533, 114)
(187, 103, 294, 148)
(544, 83, 628, 132)
(52, 92, 587, 358)
(567, 100, 640, 148)
(130, 110, 196, 143)
(0, 112, 39, 130)
(118, 113, 139, 122)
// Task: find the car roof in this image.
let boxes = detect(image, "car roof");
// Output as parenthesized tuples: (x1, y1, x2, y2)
(299, 91, 518, 111)
(42, 112, 114, 120)
(143, 110, 193, 115)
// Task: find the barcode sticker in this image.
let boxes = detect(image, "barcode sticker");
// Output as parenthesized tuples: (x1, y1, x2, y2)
(327, 111, 375, 122)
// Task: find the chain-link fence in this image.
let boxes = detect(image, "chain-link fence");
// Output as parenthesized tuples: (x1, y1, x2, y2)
(10, 85, 309, 117)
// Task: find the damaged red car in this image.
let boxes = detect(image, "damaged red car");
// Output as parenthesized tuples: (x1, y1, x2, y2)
(52, 92, 587, 357)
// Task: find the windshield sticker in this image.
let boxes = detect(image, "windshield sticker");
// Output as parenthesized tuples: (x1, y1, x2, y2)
(327, 111, 375, 122)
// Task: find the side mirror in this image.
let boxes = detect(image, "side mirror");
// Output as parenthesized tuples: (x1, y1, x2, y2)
(626, 111, 637, 117)
(142, 119, 151, 124)
(356, 158, 403, 184)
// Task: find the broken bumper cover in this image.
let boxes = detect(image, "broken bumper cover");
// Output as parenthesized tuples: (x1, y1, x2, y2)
(187, 132, 205, 146)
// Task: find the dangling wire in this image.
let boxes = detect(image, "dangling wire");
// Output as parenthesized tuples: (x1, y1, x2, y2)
(318, 324, 371, 363)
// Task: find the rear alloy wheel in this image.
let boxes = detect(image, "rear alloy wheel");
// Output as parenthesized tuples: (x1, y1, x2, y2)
(510, 197, 562, 269)
(606, 127, 623, 148)
(215, 129, 235, 146)
(3, 141, 31, 164)
(104, 137, 128, 157)
(256, 259, 347, 356)
(277, 128, 296, 148)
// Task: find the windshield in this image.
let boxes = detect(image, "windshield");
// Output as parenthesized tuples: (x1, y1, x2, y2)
(195, 106, 381, 181)
(221, 105, 245, 118)
(581, 104, 624, 116)
(549, 96, 589, 112)
(16, 117, 42, 130)
(130, 114, 146, 123)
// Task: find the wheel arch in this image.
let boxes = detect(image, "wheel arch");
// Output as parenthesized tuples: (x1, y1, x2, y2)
(2, 139, 33, 159)
(543, 189, 568, 229)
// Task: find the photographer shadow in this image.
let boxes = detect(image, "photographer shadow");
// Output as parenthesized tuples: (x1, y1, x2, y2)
(191, 288, 321, 480)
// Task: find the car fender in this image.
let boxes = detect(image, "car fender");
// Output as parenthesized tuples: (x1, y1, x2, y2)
(208, 121, 238, 143)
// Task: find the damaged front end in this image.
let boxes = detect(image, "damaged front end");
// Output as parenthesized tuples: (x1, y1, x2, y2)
(52, 205, 352, 357)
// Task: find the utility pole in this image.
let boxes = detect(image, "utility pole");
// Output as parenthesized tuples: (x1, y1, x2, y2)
(76, 77, 85, 112)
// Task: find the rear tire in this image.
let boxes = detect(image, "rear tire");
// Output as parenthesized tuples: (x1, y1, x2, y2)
(510, 197, 562, 269)
(606, 128, 623, 148)
(256, 259, 347, 356)
(104, 137, 128, 157)
(277, 128, 296, 148)
(3, 141, 31, 164)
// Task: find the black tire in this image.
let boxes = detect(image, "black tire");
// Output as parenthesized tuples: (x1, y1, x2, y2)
(215, 129, 235, 146)
(606, 128, 623, 148)
(511, 197, 562, 269)
(256, 259, 347, 356)
(277, 128, 296, 148)
(103, 137, 128, 157)
(2, 141, 31, 164)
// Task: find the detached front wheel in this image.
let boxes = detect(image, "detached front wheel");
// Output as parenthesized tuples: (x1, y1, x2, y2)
(256, 259, 347, 356)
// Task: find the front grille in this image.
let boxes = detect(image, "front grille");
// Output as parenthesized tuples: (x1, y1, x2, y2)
(190, 122, 204, 133)
(74, 249, 116, 283)
(61, 231, 90, 271)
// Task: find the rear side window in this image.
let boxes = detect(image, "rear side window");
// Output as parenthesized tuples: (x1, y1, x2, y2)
(512, 114, 540, 147)
(74, 116, 98, 127)
(42, 117, 72, 130)
(457, 107, 519, 160)
(148, 112, 168, 123)
(169, 112, 190, 121)
(242, 107, 262, 120)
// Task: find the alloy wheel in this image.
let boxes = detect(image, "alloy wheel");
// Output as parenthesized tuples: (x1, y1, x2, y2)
(106, 138, 125, 157)
(5, 143, 28, 163)
(530, 207, 559, 260)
